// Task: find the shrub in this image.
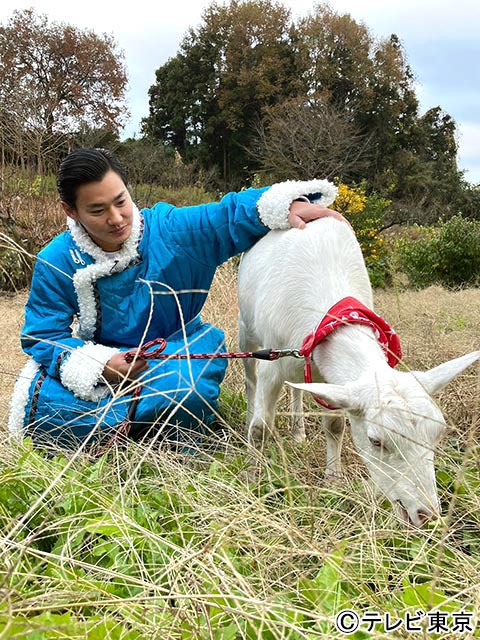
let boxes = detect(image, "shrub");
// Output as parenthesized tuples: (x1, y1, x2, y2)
(118, 138, 220, 193)
(0, 191, 65, 292)
(3, 171, 57, 198)
(130, 184, 217, 209)
(0, 242, 35, 291)
(334, 183, 392, 288)
(394, 215, 480, 289)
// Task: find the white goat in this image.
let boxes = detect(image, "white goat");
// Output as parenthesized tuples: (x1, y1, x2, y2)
(238, 217, 479, 527)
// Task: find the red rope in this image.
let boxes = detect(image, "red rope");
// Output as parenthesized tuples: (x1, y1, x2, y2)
(94, 339, 302, 455)
(123, 338, 299, 364)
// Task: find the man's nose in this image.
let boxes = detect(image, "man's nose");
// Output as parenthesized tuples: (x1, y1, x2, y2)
(107, 207, 123, 225)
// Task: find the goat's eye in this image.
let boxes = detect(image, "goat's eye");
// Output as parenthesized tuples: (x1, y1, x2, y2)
(369, 437, 384, 449)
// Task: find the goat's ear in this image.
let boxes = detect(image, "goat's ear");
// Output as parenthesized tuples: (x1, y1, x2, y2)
(286, 381, 362, 412)
(413, 350, 480, 396)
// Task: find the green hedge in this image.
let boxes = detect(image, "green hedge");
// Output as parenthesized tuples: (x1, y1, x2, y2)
(393, 215, 480, 288)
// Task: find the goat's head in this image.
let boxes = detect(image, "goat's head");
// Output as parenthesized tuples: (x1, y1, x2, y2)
(288, 350, 479, 528)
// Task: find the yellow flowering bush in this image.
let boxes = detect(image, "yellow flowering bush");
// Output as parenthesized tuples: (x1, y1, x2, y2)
(334, 183, 367, 215)
(334, 182, 391, 287)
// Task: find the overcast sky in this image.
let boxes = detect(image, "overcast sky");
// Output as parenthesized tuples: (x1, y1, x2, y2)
(2, 0, 480, 184)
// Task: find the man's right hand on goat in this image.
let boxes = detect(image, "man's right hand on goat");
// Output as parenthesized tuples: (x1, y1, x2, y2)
(288, 199, 352, 230)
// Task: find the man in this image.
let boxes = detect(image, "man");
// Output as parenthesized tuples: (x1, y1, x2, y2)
(9, 147, 342, 451)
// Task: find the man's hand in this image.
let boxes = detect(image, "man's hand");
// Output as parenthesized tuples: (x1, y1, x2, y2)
(288, 200, 352, 230)
(103, 351, 149, 383)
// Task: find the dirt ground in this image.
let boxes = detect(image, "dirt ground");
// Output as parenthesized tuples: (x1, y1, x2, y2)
(0, 292, 28, 425)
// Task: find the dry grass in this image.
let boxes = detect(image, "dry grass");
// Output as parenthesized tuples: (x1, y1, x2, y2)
(0, 291, 28, 424)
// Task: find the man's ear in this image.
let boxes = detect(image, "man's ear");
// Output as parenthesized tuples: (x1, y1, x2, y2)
(61, 201, 77, 221)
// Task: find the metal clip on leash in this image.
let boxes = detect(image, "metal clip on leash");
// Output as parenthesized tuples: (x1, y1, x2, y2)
(254, 348, 303, 361)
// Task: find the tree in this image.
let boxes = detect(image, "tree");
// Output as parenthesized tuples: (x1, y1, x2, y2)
(143, 0, 467, 213)
(251, 96, 371, 182)
(373, 107, 466, 224)
(0, 8, 128, 172)
(357, 34, 420, 182)
(144, 0, 298, 189)
(293, 9, 420, 185)
(293, 5, 377, 108)
(144, 1, 423, 190)
(143, 56, 192, 151)
(275, 7, 466, 219)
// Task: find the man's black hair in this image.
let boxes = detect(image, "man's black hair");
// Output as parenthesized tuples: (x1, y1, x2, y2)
(57, 148, 128, 209)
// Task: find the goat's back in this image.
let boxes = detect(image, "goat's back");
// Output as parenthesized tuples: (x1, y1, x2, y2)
(238, 218, 373, 347)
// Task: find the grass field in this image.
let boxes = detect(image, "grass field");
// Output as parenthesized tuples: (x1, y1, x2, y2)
(0, 262, 479, 639)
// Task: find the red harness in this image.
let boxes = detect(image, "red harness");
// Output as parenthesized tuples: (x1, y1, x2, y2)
(298, 296, 402, 409)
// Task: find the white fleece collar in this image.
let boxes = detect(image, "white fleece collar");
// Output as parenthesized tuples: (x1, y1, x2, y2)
(68, 204, 143, 340)
(8, 358, 41, 437)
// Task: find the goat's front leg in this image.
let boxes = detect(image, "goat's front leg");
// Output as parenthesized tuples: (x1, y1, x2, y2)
(290, 386, 306, 443)
(242, 356, 257, 431)
(247, 361, 283, 453)
(238, 317, 259, 431)
(322, 414, 345, 478)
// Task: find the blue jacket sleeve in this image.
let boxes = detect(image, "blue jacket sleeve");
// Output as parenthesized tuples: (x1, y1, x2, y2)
(151, 187, 270, 267)
(21, 258, 84, 378)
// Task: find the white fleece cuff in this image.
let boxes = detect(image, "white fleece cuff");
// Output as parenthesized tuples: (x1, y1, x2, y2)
(257, 179, 338, 229)
(8, 358, 41, 438)
(60, 342, 120, 402)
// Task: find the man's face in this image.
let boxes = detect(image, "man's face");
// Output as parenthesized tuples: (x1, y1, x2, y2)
(62, 170, 134, 252)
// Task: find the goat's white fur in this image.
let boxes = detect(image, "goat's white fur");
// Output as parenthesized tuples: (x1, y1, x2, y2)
(238, 217, 480, 527)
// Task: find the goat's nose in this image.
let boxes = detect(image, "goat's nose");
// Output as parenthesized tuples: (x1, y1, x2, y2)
(416, 508, 437, 526)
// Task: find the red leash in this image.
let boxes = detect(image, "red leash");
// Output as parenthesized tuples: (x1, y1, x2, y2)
(95, 340, 302, 454)
(123, 338, 301, 364)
